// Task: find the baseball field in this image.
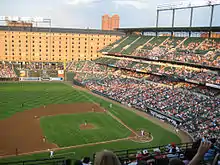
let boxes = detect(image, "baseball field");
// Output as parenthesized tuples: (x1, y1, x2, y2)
(0, 82, 185, 163)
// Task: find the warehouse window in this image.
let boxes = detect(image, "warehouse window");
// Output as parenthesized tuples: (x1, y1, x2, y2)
(12, 40, 14, 42)
(19, 53, 21, 55)
(19, 40, 21, 43)
(5, 53, 7, 55)
(72, 50, 74, 53)
(5, 48, 7, 51)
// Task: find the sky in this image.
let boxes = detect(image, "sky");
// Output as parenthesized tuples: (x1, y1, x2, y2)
(0, 0, 219, 29)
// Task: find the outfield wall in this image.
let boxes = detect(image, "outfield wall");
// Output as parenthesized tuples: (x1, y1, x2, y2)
(19, 77, 64, 81)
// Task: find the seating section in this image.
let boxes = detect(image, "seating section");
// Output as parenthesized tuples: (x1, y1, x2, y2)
(73, 61, 220, 143)
(160, 37, 185, 50)
(0, 63, 17, 78)
(100, 35, 220, 68)
(143, 36, 168, 50)
(194, 38, 220, 54)
(99, 37, 125, 52)
(95, 57, 220, 85)
(177, 37, 205, 51)
(121, 36, 152, 54)
(110, 35, 139, 53)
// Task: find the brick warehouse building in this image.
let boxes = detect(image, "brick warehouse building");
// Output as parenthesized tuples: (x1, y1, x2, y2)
(0, 22, 124, 63)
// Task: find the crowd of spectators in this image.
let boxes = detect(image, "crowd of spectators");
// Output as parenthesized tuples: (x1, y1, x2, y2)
(95, 57, 220, 85)
(132, 37, 220, 68)
(73, 62, 219, 146)
(0, 63, 17, 78)
(74, 140, 219, 165)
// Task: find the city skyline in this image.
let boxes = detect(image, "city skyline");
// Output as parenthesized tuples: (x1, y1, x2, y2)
(0, 0, 220, 29)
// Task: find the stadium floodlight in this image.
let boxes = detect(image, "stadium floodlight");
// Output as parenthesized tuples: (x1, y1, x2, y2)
(157, 0, 220, 10)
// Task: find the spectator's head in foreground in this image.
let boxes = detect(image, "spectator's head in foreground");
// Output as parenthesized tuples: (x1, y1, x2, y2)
(82, 157, 91, 165)
(169, 158, 184, 165)
(94, 150, 121, 165)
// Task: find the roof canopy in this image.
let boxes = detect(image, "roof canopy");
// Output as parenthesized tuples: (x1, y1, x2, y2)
(116, 26, 220, 33)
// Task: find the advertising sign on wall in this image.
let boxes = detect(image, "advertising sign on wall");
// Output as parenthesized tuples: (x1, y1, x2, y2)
(58, 70, 64, 78)
(20, 71, 26, 77)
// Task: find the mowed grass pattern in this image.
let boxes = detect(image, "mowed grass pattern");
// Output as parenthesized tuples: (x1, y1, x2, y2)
(0, 82, 181, 163)
(0, 82, 90, 119)
(40, 113, 131, 147)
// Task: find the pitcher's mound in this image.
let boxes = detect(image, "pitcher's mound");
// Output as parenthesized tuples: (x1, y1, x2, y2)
(80, 124, 95, 130)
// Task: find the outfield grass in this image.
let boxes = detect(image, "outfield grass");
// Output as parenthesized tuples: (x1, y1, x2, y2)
(0, 82, 180, 163)
(40, 113, 131, 147)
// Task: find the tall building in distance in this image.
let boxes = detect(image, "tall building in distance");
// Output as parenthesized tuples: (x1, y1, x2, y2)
(102, 14, 120, 31)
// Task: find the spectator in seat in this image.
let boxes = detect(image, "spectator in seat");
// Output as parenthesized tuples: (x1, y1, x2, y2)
(82, 157, 91, 165)
(128, 154, 138, 165)
(142, 150, 155, 165)
(94, 150, 121, 165)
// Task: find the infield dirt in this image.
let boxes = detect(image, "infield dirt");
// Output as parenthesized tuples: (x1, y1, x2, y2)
(0, 103, 103, 156)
